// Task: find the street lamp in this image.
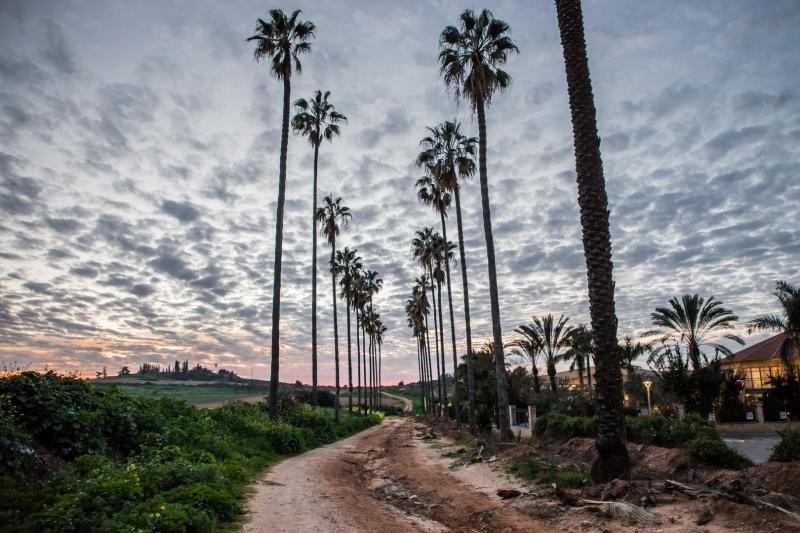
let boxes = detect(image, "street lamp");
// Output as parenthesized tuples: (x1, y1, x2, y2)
(642, 379, 653, 416)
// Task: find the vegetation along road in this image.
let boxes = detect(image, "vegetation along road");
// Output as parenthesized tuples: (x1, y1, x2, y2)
(243, 415, 555, 532)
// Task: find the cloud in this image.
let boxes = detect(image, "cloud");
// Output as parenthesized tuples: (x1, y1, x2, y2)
(161, 199, 201, 223)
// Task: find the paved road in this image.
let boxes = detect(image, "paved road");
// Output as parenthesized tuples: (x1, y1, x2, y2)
(721, 432, 780, 463)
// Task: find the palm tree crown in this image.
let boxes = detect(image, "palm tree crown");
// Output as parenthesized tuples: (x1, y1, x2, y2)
(292, 90, 347, 146)
(416, 120, 477, 191)
(645, 294, 744, 371)
(317, 195, 351, 248)
(247, 9, 315, 79)
(516, 314, 575, 396)
(438, 9, 519, 108)
(748, 281, 800, 370)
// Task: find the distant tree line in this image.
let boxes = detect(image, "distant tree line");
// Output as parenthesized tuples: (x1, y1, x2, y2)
(117, 360, 244, 382)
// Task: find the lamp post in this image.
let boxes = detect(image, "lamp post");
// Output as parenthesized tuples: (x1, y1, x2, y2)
(643, 379, 653, 416)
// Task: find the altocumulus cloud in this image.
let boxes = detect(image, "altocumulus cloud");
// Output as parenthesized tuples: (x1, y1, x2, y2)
(0, 0, 797, 383)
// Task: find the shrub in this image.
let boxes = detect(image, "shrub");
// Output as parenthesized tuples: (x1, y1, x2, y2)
(508, 453, 587, 489)
(769, 426, 800, 462)
(0, 372, 382, 532)
(534, 413, 598, 439)
(687, 434, 752, 470)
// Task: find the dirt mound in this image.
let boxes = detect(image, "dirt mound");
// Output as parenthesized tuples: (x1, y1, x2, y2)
(704, 461, 800, 500)
(628, 443, 690, 480)
(555, 437, 597, 462)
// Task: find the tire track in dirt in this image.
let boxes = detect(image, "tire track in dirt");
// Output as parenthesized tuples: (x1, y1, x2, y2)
(242, 416, 557, 532)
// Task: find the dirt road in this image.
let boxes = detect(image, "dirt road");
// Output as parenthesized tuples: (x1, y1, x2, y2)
(243, 416, 556, 532)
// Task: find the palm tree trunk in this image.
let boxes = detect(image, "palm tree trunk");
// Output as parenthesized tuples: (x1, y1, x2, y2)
(436, 279, 448, 413)
(453, 182, 477, 433)
(424, 315, 435, 413)
(417, 338, 425, 411)
(268, 73, 292, 421)
(346, 297, 353, 415)
(532, 365, 541, 394)
(428, 268, 442, 407)
(548, 363, 559, 398)
(356, 308, 362, 414)
(577, 362, 585, 389)
(556, 0, 630, 482)
(476, 96, 511, 442)
(378, 341, 382, 407)
(311, 142, 319, 406)
(331, 244, 340, 423)
(439, 214, 461, 424)
(586, 353, 593, 391)
(362, 322, 368, 411)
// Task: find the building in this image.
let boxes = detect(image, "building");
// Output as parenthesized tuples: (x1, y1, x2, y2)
(721, 332, 799, 393)
(555, 365, 654, 389)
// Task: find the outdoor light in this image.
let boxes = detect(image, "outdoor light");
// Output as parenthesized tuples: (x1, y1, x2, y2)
(643, 379, 653, 416)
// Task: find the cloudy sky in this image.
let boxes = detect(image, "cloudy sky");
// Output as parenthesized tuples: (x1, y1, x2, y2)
(1, 0, 798, 384)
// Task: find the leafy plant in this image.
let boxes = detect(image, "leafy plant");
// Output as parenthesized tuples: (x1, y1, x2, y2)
(770, 426, 800, 462)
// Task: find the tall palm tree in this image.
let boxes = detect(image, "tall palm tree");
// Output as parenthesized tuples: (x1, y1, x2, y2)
(412, 228, 443, 407)
(377, 321, 387, 407)
(439, 9, 518, 442)
(430, 232, 450, 411)
(335, 247, 363, 416)
(416, 175, 461, 422)
(292, 90, 347, 405)
(748, 281, 800, 373)
(316, 195, 350, 422)
(506, 337, 542, 394)
(351, 272, 366, 413)
(363, 269, 383, 407)
(516, 315, 574, 398)
(417, 120, 478, 432)
(414, 275, 436, 412)
(645, 294, 744, 371)
(555, 0, 628, 480)
(248, 9, 315, 421)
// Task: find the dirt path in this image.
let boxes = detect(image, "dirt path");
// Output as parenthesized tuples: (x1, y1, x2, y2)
(242, 416, 557, 532)
(381, 391, 413, 412)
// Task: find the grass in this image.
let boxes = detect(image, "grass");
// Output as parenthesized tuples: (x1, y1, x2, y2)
(97, 383, 266, 405)
(507, 453, 588, 489)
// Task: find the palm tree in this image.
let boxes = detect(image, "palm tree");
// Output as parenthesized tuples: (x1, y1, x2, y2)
(407, 292, 429, 411)
(747, 281, 800, 373)
(351, 272, 367, 413)
(555, 0, 630, 480)
(516, 315, 574, 398)
(377, 320, 387, 407)
(506, 337, 542, 394)
(413, 275, 436, 412)
(335, 247, 363, 416)
(248, 9, 315, 421)
(439, 9, 518, 442)
(618, 335, 650, 377)
(412, 228, 443, 408)
(566, 325, 593, 389)
(316, 195, 350, 422)
(363, 269, 383, 407)
(645, 294, 744, 371)
(416, 175, 462, 422)
(417, 120, 478, 432)
(292, 90, 347, 405)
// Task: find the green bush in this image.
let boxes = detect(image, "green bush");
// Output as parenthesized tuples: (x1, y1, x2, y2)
(769, 426, 800, 462)
(508, 453, 587, 489)
(0, 372, 382, 532)
(535, 412, 751, 470)
(688, 434, 752, 470)
(534, 412, 598, 438)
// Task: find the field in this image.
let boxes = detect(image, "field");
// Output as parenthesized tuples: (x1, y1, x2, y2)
(94, 382, 266, 406)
